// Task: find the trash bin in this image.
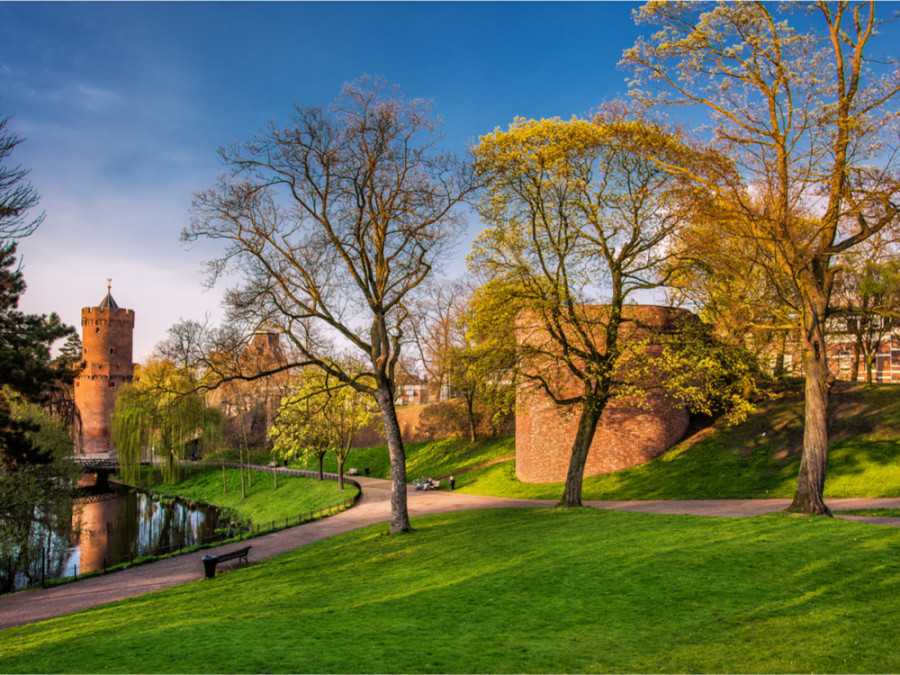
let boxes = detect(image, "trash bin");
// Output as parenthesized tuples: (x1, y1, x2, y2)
(364, 467, 370, 476)
(202, 555, 218, 579)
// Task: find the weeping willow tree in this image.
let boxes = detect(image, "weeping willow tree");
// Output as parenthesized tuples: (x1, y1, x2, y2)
(111, 359, 223, 484)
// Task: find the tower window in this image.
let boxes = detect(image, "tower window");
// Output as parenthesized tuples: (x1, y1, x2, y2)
(108, 380, 115, 387)
(95, 327, 100, 334)
(109, 347, 117, 355)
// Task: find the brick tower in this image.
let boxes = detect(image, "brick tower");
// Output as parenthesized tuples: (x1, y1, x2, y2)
(74, 282, 135, 455)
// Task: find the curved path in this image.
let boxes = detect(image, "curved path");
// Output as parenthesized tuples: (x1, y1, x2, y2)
(1, 477, 898, 631)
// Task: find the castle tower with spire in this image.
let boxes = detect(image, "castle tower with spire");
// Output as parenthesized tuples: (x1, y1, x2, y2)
(74, 281, 135, 455)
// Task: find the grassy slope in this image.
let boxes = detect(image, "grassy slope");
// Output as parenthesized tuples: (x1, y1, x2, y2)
(398, 381, 900, 500)
(134, 467, 358, 526)
(291, 435, 515, 483)
(3, 508, 899, 674)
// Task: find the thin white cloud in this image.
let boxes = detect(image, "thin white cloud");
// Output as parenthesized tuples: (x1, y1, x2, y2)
(38, 82, 124, 113)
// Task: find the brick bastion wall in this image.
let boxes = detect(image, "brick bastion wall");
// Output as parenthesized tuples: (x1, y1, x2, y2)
(515, 305, 691, 484)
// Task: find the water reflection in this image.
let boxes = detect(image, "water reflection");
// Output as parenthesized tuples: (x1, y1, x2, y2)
(1, 479, 223, 593)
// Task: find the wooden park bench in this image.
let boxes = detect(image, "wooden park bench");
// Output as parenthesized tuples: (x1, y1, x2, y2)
(202, 546, 252, 578)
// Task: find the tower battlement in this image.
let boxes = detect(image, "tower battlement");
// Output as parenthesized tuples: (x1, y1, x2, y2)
(81, 306, 135, 321)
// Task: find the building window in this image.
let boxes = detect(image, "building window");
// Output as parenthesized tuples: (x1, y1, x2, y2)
(838, 352, 851, 372)
(108, 380, 115, 388)
(95, 327, 101, 334)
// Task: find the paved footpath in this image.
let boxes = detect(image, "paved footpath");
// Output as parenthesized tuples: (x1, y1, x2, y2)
(2, 477, 899, 632)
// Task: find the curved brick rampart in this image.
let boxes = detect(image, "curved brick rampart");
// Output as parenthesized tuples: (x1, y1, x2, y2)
(515, 305, 691, 483)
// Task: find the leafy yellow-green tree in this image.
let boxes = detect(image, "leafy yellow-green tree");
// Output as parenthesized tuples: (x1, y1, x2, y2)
(664, 204, 798, 375)
(623, 1, 900, 514)
(471, 111, 700, 506)
(270, 367, 375, 490)
(111, 359, 223, 484)
(447, 280, 519, 442)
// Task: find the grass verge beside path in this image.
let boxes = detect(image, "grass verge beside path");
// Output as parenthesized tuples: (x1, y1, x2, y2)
(2, 508, 898, 673)
(134, 467, 358, 527)
(292, 436, 515, 482)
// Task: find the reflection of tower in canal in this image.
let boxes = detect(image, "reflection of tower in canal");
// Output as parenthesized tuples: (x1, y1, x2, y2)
(71, 494, 121, 573)
(69, 489, 208, 573)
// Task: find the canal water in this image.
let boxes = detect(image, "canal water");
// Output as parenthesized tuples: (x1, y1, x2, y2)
(1, 478, 224, 593)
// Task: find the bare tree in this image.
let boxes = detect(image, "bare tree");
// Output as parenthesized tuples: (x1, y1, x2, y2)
(407, 278, 471, 400)
(184, 78, 473, 533)
(0, 114, 44, 241)
(153, 316, 215, 370)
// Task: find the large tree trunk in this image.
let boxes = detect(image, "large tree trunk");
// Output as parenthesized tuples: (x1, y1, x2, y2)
(559, 396, 605, 507)
(238, 443, 246, 499)
(465, 393, 478, 443)
(773, 329, 787, 379)
(787, 312, 833, 516)
(865, 350, 875, 385)
(850, 335, 861, 382)
(375, 386, 411, 533)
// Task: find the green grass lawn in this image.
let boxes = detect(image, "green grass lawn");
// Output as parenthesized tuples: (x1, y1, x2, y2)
(132, 467, 358, 527)
(3, 508, 899, 673)
(834, 509, 900, 517)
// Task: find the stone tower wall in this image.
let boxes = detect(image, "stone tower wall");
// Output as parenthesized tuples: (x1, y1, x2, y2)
(515, 305, 691, 483)
(75, 306, 135, 454)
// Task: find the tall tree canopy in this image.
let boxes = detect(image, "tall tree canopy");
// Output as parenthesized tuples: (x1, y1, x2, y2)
(470, 110, 700, 506)
(184, 78, 473, 533)
(0, 116, 78, 564)
(623, 0, 900, 514)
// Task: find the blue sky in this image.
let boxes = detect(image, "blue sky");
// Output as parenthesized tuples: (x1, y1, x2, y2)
(3, 1, 647, 360)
